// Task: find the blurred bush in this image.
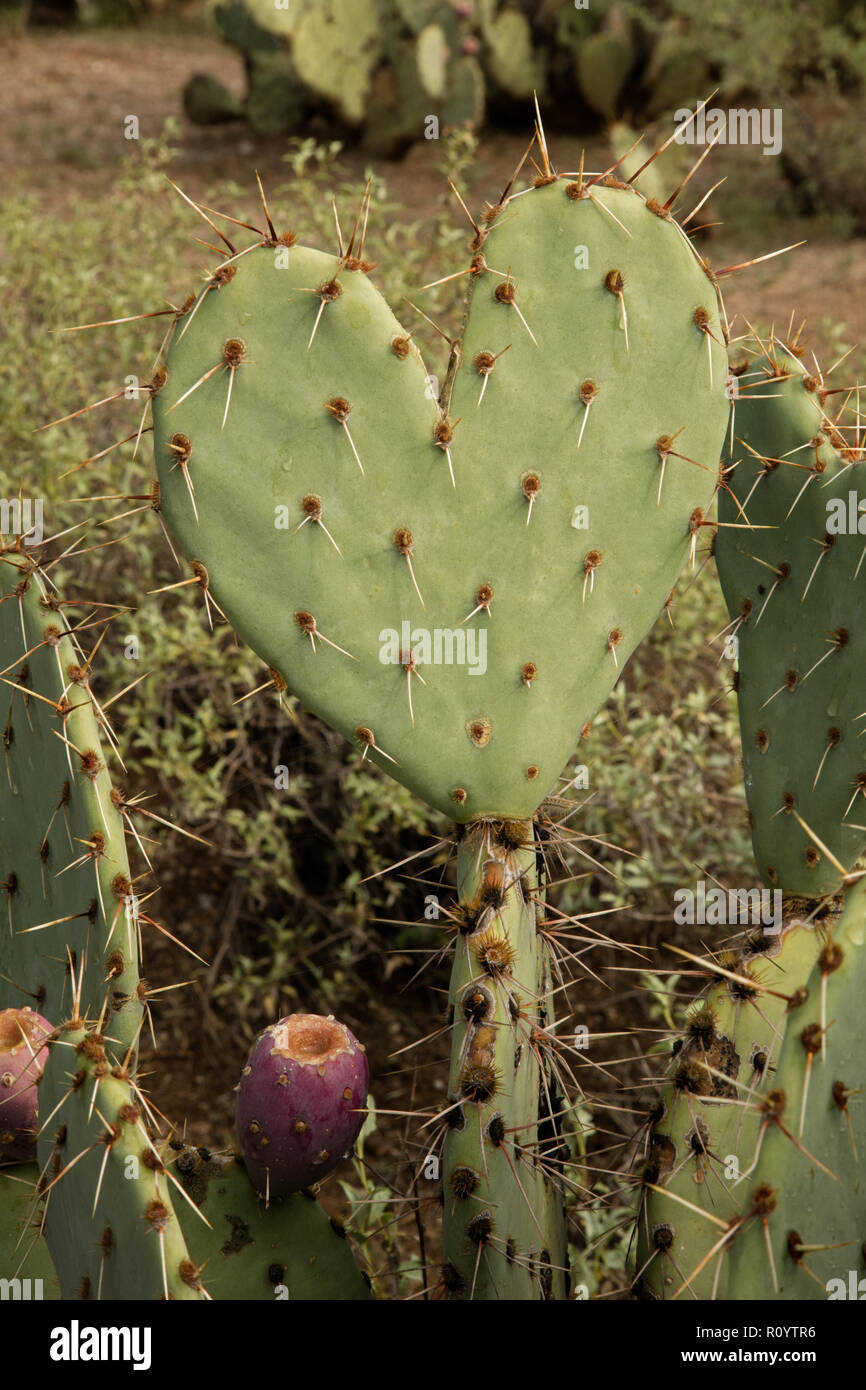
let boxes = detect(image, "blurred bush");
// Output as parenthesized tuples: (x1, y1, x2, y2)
(176, 0, 866, 229)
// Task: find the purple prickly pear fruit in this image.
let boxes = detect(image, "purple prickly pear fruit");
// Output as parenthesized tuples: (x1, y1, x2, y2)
(235, 1014, 369, 1198)
(0, 1007, 53, 1162)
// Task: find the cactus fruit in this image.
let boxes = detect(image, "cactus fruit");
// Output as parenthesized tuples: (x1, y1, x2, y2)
(172, 1145, 372, 1299)
(0, 1008, 53, 1161)
(716, 333, 866, 895)
(152, 156, 729, 826)
(235, 1014, 369, 1198)
(0, 560, 144, 1058)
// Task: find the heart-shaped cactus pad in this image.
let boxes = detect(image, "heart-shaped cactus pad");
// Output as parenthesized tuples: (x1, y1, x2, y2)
(153, 166, 730, 821)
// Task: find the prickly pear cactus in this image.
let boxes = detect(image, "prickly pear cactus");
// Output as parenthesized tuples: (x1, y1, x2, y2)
(142, 120, 733, 1299)
(152, 162, 729, 825)
(32, 108, 753, 1299)
(717, 333, 866, 895)
(638, 325, 866, 1299)
(637, 879, 866, 1300)
(0, 559, 144, 1056)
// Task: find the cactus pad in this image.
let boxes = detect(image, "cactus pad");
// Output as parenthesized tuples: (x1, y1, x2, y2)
(717, 335, 866, 894)
(153, 167, 729, 823)
(0, 560, 143, 1057)
(639, 879, 866, 1299)
(173, 1145, 372, 1299)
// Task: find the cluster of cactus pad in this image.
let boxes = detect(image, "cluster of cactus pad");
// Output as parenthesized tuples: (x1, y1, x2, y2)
(183, 0, 713, 150)
(1, 102, 864, 1301)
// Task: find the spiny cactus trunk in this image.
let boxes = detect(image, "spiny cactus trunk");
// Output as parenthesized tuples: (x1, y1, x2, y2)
(441, 819, 567, 1299)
